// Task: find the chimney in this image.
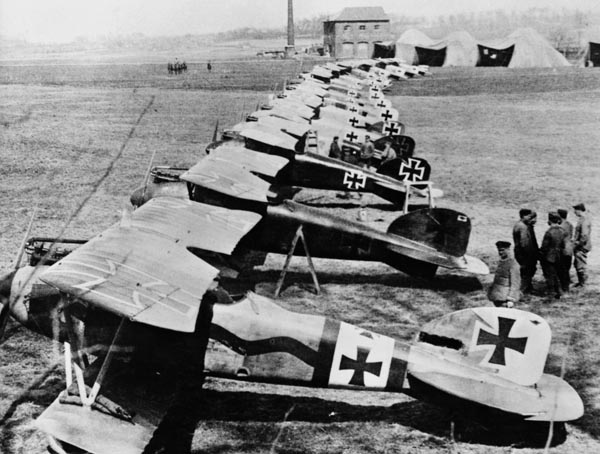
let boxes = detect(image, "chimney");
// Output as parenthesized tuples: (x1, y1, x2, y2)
(287, 0, 295, 47)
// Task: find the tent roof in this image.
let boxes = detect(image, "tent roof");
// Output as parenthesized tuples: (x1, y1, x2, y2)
(328, 7, 389, 22)
(396, 29, 435, 47)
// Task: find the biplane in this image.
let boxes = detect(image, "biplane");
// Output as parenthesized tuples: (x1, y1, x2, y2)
(0, 201, 584, 453)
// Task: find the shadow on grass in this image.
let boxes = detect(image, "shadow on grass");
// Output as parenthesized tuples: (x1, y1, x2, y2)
(225, 268, 484, 295)
(191, 389, 568, 450)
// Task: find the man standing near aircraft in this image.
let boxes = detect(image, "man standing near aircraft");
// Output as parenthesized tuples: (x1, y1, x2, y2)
(558, 208, 574, 292)
(512, 209, 539, 294)
(487, 241, 520, 308)
(360, 135, 376, 170)
(573, 203, 592, 288)
(540, 212, 567, 299)
(329, 136, 342, 160)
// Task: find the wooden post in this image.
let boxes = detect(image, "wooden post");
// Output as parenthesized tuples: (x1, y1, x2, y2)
(274, 225, 320, 297)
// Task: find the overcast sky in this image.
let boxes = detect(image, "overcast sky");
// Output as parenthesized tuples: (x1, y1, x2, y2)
(1, 0, 598, 43)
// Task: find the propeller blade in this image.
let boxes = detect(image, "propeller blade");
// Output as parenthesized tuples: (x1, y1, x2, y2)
(212, 120, 219, 142)
(139, 148, 158, 206)
(13, 207, 37, 271)
(0, 301, 10, 340)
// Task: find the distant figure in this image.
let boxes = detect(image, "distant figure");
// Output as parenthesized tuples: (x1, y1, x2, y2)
(328, 136, 342, 160)
(182, 61, 187, 73)
(557, 208, 574, 292)
(360, 135, 375, 169)
(512, 208, 539, 294)
(540, 212, 567, 299)
(487, 241, 521, 308)
(207, 61, 212, 73)
(573, 203, 592, 288)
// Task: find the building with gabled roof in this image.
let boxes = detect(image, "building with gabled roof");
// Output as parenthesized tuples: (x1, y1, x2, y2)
(323, 6, 391, 58)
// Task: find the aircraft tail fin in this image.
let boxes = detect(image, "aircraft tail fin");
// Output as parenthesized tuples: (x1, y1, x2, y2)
(414, 307, 551, 387)
(387, 208, 471, 258)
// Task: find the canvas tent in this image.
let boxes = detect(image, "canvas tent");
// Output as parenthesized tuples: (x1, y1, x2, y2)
(477, 28, 570, 68)
(395, 27, 570, 68)
(395, 30, 484, 67)
(580, 27, 600, 67)
(373, 41, 396, 58)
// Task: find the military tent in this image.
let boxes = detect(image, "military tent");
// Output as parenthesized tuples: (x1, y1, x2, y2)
(395, 30, 481, 67)
(477, 28, 570, 68)
(395, 29, 435, 64)
(373, 41, 396, 58)
(580, 27, 600, 67)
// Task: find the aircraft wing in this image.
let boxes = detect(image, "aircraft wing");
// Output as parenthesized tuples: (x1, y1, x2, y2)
(40, 197, 261, 332)
(239, 125, 299, 151)
(181, 157, 279, 203)
(207, 144, 290, 177)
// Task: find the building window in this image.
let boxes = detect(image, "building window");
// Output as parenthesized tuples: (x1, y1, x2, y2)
(344, 25, 351, 31)
(374, 24, 380, 30)
(359, 25, 366, 31)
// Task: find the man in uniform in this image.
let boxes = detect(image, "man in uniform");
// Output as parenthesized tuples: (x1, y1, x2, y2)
(487, 241, 521, 308)
(573, 203, 592, 288)
(540, 211, 567, 299)
(359, 135, 376, 170)
(328, 136, 342, 160)
(557, 208, 574, 292)
(512, 208, 539, 294)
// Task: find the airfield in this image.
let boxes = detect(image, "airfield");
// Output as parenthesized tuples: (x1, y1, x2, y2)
(1, 58, 600, 453)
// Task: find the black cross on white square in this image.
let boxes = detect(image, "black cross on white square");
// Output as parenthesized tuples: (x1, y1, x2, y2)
(347, 116, 360, 127)
(328, 322, 394, 388)
(475, 317, 528, 366)
(345, 130, 359, 143)
(398, 158, 426, 181)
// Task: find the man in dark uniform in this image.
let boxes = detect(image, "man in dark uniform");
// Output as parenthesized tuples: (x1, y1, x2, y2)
(487, 241, 521, 308)
(512, 208, 539, 294)
(573, 203, 592, 288)
(328, 136, 342, 160)
(557, 208, 574, 292)
(540, 211, 567, 299)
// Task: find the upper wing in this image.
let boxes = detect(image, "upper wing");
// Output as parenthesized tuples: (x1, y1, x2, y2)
(181, 157, 279, 203)
(41, 197, 262, 332)
(207, 143, 290, 177)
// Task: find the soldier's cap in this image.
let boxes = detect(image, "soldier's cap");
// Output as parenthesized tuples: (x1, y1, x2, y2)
(519, 208, 533, 218)
(573, 203, 586, 211)
(495, 241, 511, 249)
(333, 136, 339, 139)
(548, 211, 561, 223)
(557, 208, 568, 219)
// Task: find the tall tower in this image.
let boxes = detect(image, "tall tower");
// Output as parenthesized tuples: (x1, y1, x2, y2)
(285, 0, 295, 57)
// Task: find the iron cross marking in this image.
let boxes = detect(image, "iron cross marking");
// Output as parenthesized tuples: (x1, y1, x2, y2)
(380, 110, 393, 121)
(476, 317, 528, 366)
(343, 170, 366, 189)
(348, 117, 360, 127)
(384, 122, 400, 136)
(339, 346, 383, 386)
(345, 131, 358, 142)
(398, 158, 425, 181)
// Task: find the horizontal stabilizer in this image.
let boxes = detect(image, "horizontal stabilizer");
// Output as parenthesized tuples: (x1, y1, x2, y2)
(387, 208, 471, 257)
(415, 307, 551, 386)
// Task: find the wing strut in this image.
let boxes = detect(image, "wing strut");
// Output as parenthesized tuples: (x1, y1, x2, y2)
(274, 225, 320, 297)
(62, 315, 133, 420)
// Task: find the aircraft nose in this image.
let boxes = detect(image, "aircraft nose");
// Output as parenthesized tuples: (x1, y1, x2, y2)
(0, 270, 17, 337)
(130, 186, 146, 207)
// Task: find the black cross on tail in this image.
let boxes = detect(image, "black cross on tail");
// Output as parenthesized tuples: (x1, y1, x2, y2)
(476, 317, 528, 366)
(339, 347, 382, 386)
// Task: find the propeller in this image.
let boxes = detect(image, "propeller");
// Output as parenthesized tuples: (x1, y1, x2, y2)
(211, 119, 219, 143)
(138, 148, 158, 207)
(0, 208, 36, 339)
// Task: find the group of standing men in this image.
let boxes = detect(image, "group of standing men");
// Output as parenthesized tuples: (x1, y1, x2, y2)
(488, 204, 592, 307)
(328, 135, 397, 169)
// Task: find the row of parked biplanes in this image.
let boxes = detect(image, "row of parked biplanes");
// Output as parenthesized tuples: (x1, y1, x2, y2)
(0, 57, 583, 453)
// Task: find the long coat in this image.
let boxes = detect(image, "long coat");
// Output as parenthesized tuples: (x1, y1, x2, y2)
(488, 257, 521, 303)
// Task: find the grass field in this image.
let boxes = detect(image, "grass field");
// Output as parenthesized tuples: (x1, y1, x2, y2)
(1, 61, 600, 453)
